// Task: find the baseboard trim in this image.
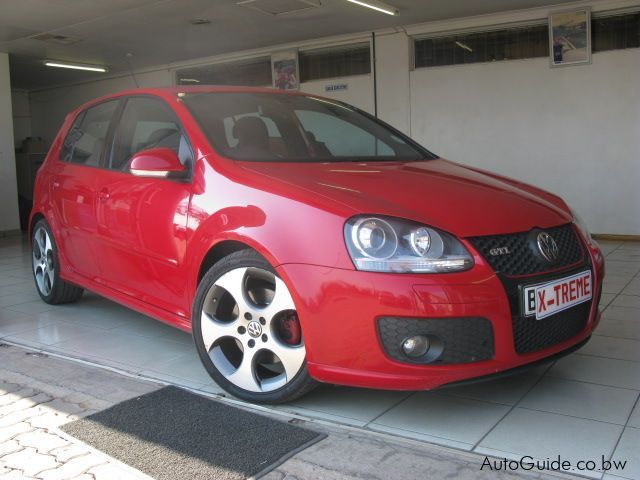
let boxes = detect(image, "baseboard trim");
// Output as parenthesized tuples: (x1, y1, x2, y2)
(592, 233, 640, 242)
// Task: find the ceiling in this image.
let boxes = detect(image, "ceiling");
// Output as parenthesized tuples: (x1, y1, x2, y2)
(2, 0, 578, 90)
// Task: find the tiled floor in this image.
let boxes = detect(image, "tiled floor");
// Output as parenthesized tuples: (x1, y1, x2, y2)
(1, 235, 639, 480)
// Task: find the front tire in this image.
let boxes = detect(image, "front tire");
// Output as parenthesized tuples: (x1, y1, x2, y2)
(31, 219, 84, 304)
(193, 250, 316, 404)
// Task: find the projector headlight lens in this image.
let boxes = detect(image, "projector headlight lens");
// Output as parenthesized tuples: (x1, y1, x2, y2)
(344, 215, 474, 273)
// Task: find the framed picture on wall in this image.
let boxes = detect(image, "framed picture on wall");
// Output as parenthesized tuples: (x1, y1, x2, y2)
(548, 7, 592, 67)
(271, 51, 299, 90)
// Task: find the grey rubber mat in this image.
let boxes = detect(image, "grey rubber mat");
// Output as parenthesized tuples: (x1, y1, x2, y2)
(61, 386, 324, 480)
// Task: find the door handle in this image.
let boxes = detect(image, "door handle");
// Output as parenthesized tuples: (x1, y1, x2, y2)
(98, 189, 110, 201)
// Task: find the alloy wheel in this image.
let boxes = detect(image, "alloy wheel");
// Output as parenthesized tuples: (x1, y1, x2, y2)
(32, 226, 55, 297)
(200, 267, 306, 393)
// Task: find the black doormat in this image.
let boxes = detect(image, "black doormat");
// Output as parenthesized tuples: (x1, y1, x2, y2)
(61, 386, 324, 480)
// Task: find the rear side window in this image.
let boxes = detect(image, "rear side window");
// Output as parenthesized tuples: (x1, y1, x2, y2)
(109, 97, 193, 171)
(60, 100, 118, 166)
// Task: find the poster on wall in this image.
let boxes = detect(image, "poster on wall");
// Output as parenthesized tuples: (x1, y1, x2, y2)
(548, 7, 591, 67)
(271, 51, 299, 90)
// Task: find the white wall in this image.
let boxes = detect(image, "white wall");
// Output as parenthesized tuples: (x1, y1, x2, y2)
(29, 69, 171, 145)
(0, 53, 21, 232)
(11, 90, 31, 148)
(375, 31, 411, 135)
(410, 48, 640, 236)
(300, 74, 374, 113)
(23, 3, 640, 235)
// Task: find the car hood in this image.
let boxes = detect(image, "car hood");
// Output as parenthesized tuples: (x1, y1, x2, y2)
(238, 158, 572, 237)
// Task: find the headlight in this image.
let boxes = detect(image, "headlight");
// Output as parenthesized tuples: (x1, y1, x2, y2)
(345, 215, 474, 273)
(571, 208, 593, 244)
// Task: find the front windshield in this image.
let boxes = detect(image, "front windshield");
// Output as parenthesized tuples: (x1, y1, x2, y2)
(181, 92, 436, 162)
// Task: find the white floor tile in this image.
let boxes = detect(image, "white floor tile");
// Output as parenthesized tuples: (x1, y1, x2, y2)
(50, 330, 192, 372)
(602, 306, 640, 322)
(627, 400, 640, 429)
(582, 336, 640, 362)
(600, 293, 617, 308)
(548, 354, 640, 390)
(597, 318, 640, 342)
(4, 320, 114, 347)
(282, 385, 411, 427)
(370, 392, 509, 446)
(0, 312, 59, 337)
(612, 295, 640, 309)
(6, 300, 58, 315)
(519, 377, 638, 424)
(477, 408, 623, 477)
(622, 281, 640, 297)
(139, 350, 212, 386)
(439, 367, 546, 406)
(607, 427, 640, 480)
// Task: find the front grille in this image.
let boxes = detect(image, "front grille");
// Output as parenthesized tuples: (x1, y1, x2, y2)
(499, 258, 593, 354)
(512, 300, 591, 354)
(377, 317, 494, 365)
(468, 224, 583, 277)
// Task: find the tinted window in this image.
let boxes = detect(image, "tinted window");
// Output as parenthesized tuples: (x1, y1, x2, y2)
(299, 44, 371, 82)
(60, 100, 118, 166)
(592, 12, 640, 52)
(183, 92, 433, 162)
(414, 24, 549, 68)
(109, 97, 193, 171)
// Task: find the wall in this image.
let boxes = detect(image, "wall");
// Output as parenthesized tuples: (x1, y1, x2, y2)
(24, 2, 640, 235)
(0, 53, 21, 232)
(375, 31, 411, 135)
(11, 90, 31, 148)
(29, 69, 171, 145)
(410, 48, 640, 235)
(300, 74, 374, 113)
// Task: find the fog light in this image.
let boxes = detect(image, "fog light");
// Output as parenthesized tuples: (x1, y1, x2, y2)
(402, 335, 430, 357)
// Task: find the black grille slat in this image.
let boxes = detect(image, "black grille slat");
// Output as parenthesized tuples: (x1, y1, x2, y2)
(512, 301, 591, 354)
(468, 224, 583, 277)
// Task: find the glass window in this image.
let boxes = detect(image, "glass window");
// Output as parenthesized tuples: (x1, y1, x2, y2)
(592, 12, 640, 52)
(60, 100, 118, 166)
(182, 92, 434, 162)
(109, 97, 192, 171)
(299, 44, 371, 82)
(414, 24, 549, 68)
(295, 110, 394, 157)
(175, 57, 272, 86)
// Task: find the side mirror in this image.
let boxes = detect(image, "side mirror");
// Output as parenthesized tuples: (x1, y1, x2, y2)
(129, 148, 186, 179)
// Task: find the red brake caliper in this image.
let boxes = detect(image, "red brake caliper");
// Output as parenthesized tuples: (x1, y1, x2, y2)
(278, 312, 302, 346)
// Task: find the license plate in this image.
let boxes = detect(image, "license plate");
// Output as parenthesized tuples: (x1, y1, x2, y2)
(523, 270, 592, 320)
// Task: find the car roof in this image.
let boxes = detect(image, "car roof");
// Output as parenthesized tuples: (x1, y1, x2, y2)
(71, 85, 315, 115)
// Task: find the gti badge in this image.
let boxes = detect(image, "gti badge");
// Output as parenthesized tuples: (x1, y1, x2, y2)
(537, 231, 559, 262)
(489, 247, 511, 256)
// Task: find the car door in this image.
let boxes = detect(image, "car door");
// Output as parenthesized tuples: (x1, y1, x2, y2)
(50, 99, 120, 281)
(94, 95, 193, 316)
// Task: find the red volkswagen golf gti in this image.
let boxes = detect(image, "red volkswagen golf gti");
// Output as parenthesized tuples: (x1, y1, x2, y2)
(30, 87, 604, 403)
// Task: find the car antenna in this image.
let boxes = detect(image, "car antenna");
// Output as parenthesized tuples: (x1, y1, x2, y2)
(125, 52, 140, 88)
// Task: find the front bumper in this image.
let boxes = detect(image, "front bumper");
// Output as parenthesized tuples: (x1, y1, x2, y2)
(276, 237, 604, 391)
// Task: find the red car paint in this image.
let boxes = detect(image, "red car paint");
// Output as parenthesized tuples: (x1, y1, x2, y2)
(31, 87, 604, 390)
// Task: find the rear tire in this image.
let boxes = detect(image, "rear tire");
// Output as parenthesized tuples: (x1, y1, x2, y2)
(31, 219, 84, 305)
(193, 249, 317, 404)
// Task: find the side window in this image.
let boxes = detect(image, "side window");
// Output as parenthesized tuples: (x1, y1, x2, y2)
(60, 101, 119, 165)
(295, 109, 394, 157)
(109, 97, 193, 171)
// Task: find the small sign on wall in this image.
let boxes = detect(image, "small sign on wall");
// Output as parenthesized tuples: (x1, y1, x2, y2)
(325, 83, 348, 92)
(549, 7, 592, 67)
(271, 51, 299, 90)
